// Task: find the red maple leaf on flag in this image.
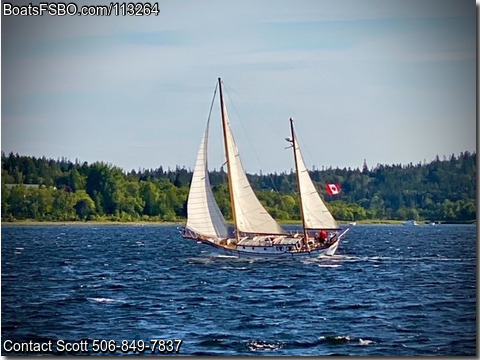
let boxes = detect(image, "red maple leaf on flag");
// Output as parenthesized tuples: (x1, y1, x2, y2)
(325, 183, 341, 195)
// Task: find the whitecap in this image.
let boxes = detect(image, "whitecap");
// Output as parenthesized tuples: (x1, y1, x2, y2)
(86, 297, 125, 304)
(359, 338, 374, 346)
(220, 266, 248, 270)
(247, 340, 282, 351)
(317, 264, 342, 268)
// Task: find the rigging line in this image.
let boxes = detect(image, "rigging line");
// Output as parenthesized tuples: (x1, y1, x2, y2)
(294, 120, 318, 172)
(293, 120, 326, 198)
(222, 82, 288, 213)
(224, 83, 285, 141)
(207, 81, 225, 171)
(207, 81, 219, 126)
(222, 83, 284, 192)
(294, 118, 338, 175)
(222, 84, 264, 172)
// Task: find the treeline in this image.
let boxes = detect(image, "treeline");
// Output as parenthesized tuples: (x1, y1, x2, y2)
(1, 151, 476, 223)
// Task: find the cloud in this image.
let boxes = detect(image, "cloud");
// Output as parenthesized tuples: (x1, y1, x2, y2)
(2, 0, 476, 173)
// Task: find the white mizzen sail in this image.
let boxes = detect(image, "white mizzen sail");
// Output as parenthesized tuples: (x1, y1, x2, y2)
(186, 118, 229, 238)
(222, 104, 284, 235)
(291, 121, 339, 230)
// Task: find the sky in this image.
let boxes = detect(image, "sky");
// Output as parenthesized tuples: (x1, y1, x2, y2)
(1, 0, 477, 174)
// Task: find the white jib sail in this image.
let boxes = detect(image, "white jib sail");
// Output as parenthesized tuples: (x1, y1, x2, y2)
(186, 118, 229, 238)
(293, 131, 339, 230)
(223, 106, 284, 235)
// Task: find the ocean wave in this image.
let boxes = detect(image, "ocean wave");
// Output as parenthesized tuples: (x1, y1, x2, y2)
(2, 224, 476, 356)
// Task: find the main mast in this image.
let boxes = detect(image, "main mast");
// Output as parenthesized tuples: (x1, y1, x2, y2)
(218, 78, 240, 242)
(290, 118, 309, 250)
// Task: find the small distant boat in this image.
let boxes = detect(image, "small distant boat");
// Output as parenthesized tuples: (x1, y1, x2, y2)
(402, 220, 418, 226)
(181, 78, 349, 258)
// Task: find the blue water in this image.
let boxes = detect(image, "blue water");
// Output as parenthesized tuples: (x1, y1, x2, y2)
(1, 224, 476, 356)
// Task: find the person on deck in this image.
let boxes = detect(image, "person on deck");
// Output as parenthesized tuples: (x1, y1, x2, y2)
(317, 229, 327, 244)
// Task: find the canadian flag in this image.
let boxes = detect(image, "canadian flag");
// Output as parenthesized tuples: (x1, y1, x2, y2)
(325, 183, 341, 195)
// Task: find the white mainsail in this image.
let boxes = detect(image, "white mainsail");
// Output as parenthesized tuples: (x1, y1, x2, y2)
(223, 105, 284, 235)
(186, 118, 229, 238)
(292, 124, 339, 230)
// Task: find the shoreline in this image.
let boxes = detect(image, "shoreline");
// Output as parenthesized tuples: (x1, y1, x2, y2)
(1, 219, 399, 226)
(2, 219, 473, 226)
(1, 220, 184, 226)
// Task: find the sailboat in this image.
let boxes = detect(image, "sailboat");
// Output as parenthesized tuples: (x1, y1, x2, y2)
(181, 78, 349, 258)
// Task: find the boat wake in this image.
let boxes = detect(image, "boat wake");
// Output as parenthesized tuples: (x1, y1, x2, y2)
(216, 254, 240, 259)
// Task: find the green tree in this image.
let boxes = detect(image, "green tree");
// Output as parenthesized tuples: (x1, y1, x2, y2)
(140, 181, 161, 216)
(73, 190, 96, 220)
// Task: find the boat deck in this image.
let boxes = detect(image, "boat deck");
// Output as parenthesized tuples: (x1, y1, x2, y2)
(181, 227, 347, 256)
